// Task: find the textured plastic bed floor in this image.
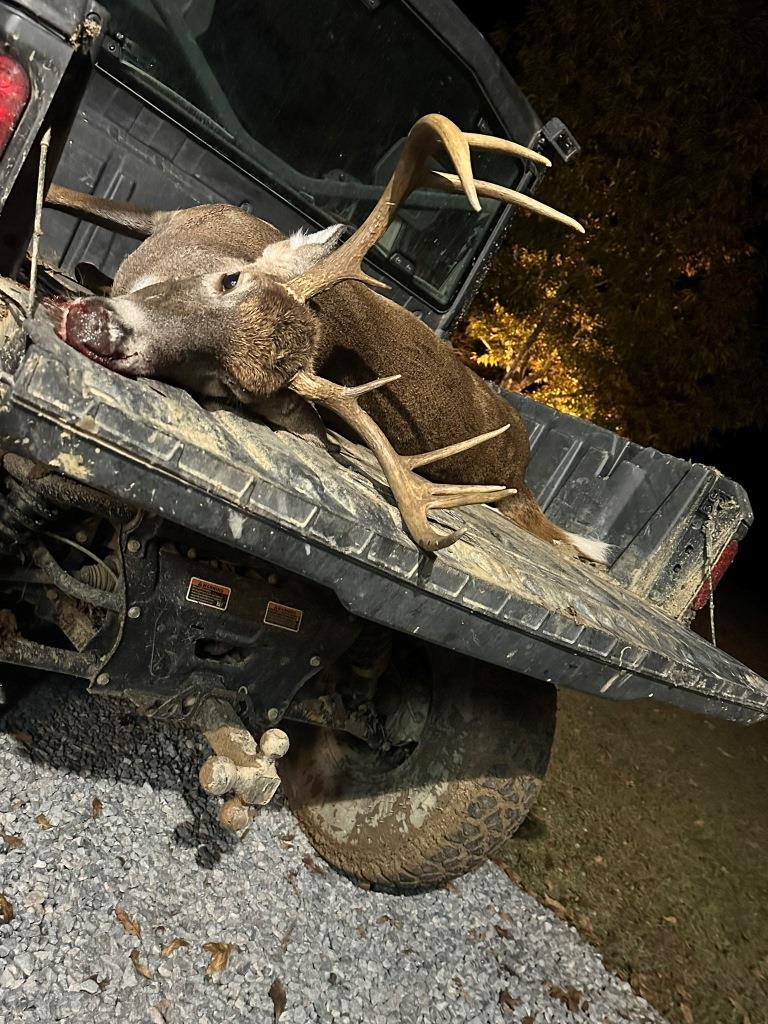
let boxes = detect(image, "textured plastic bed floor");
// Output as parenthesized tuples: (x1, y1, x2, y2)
(2, 319, 766, 724)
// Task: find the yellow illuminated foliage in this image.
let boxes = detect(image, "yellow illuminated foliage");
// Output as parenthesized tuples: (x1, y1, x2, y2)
(455, 0, 767, 450)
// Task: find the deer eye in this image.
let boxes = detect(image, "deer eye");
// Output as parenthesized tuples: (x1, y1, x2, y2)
(220, 272, 241, 292)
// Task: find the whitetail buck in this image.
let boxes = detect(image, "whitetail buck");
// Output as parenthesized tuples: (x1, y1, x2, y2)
(46, 114, 608, 560)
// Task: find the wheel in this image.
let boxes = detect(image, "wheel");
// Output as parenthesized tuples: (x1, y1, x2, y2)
(280, 640, 556, 891)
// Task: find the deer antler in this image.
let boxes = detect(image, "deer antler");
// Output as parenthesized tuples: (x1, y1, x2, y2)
(288, 369, 517, 552)
(284, 113, 584, 302)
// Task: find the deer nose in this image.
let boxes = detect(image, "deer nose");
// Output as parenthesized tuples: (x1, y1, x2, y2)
(64, 299, 127, 357)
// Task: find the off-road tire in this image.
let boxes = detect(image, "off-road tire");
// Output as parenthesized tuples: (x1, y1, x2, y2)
(280, 644, 555, 891)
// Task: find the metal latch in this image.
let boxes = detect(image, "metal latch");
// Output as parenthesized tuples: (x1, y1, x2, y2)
(541, 118, 581, 163)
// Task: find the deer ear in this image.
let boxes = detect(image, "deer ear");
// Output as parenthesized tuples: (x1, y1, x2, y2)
(255, 224, 345, 281)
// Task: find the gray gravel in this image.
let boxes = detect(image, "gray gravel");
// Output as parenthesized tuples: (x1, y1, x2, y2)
(0, 680, 666, 1024)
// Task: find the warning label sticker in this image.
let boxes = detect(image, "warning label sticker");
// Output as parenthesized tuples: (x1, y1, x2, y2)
(186, 577, 231, 611)
(263, 601, 303, 632)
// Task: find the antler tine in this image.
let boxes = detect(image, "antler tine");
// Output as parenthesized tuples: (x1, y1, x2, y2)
(462, 132, 552, 168)
(288, 369, 517, 552)
(423, 170, 585, 233)
(286, 113, 557, 303)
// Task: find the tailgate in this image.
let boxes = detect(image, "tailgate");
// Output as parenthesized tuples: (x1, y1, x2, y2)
(2, 314, 766, 725)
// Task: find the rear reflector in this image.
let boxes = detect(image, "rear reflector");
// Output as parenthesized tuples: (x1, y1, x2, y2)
(0, 54, 29, 156)
(691, 540, 738, 611)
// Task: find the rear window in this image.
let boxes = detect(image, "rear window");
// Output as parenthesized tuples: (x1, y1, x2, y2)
(99, 0, 526, 307)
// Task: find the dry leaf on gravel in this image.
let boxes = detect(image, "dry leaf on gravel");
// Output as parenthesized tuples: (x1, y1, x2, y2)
(548, 983, 583, 1012)
(1, 832, 23, 849)
(0, 893, 14, 923)
(495, 925, 514, 939)
(499, 989, 521, 1013)
(91, 797, 103, 819)
(34, 813, 52, 830)
(202, 942, 232, 976)
(129, 948, 152, 980)
(160, 937, 189, 958)
(115, 906, 142, 938)
(302, 854, 327, 876)
(269, 978, 287, 1021)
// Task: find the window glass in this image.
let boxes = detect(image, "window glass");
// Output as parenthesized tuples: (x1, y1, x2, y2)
(99, 0, 524, 306)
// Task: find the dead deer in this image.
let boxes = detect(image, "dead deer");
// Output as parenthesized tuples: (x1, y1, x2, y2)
(45, 114, 608, 561)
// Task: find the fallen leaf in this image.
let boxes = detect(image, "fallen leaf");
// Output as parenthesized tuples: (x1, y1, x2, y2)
(728, 995, 753, 1024)
(522, 1015, 536, 1024)
(0, 893, 14, 923)
(115, 906, 142, 938)
(301, 854, 327, 876)
(280, 919, 296, 953)
(269, 978, 287, 1021)
(542, 894, 567, 918)
(160, 937, 189, 958)
(443, 880, 458, 893)
(680, 1003, 694, 1024)
(34, 813, 52, 830)
(91, 798, 103, 819)
(129, 948, 152, 980)
(377, 914, 394, 926)
(663, 915, 678, 926)
(495, 925, 514, 939)
(499, 989, 521, 1013)
(0, 832, 23, 850)
(202, 941, 232, 976)
(593, 854, 604, 865)
(10, 730, 32, 746)
(693, 819, 705, 828)
(548, 984, 583, 1012)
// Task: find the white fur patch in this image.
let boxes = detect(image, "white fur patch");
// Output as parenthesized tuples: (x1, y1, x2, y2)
(564, 531, 612, 564)
(288, 224, 343, 249)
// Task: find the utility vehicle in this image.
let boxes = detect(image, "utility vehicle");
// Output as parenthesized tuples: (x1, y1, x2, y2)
(0, 0, 763, 889)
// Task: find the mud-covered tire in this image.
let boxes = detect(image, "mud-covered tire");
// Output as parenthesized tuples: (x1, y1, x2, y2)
(280, 644, 555, 891)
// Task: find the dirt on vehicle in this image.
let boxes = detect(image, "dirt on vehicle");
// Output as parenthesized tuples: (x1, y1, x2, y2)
(498, 576, 768, 1024)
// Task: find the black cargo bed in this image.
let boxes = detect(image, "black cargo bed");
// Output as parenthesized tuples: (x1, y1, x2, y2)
(1, 316, 765, 725)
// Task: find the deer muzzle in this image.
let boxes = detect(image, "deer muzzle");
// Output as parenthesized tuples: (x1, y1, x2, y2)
(56, 297, 140, 375)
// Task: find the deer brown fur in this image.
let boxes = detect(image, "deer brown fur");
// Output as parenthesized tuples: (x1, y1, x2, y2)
(44, 116, 607, 560)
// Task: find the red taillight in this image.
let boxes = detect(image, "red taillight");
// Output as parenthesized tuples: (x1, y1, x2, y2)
(0, 54, 29, 156)
(691, 540, 738, 611)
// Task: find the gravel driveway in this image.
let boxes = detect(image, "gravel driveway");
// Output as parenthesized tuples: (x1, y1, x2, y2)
(0, 679, 665, 1024)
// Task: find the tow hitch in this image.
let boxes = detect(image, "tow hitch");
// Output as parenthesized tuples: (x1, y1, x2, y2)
(196, 696, 289, 831)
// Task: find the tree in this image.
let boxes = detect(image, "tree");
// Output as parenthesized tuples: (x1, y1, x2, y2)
(457, 0, 768, 450)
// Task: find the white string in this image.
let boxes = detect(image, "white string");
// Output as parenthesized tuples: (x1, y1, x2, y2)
(704, 520, 717, 648)
(27, 127, 52, 317)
